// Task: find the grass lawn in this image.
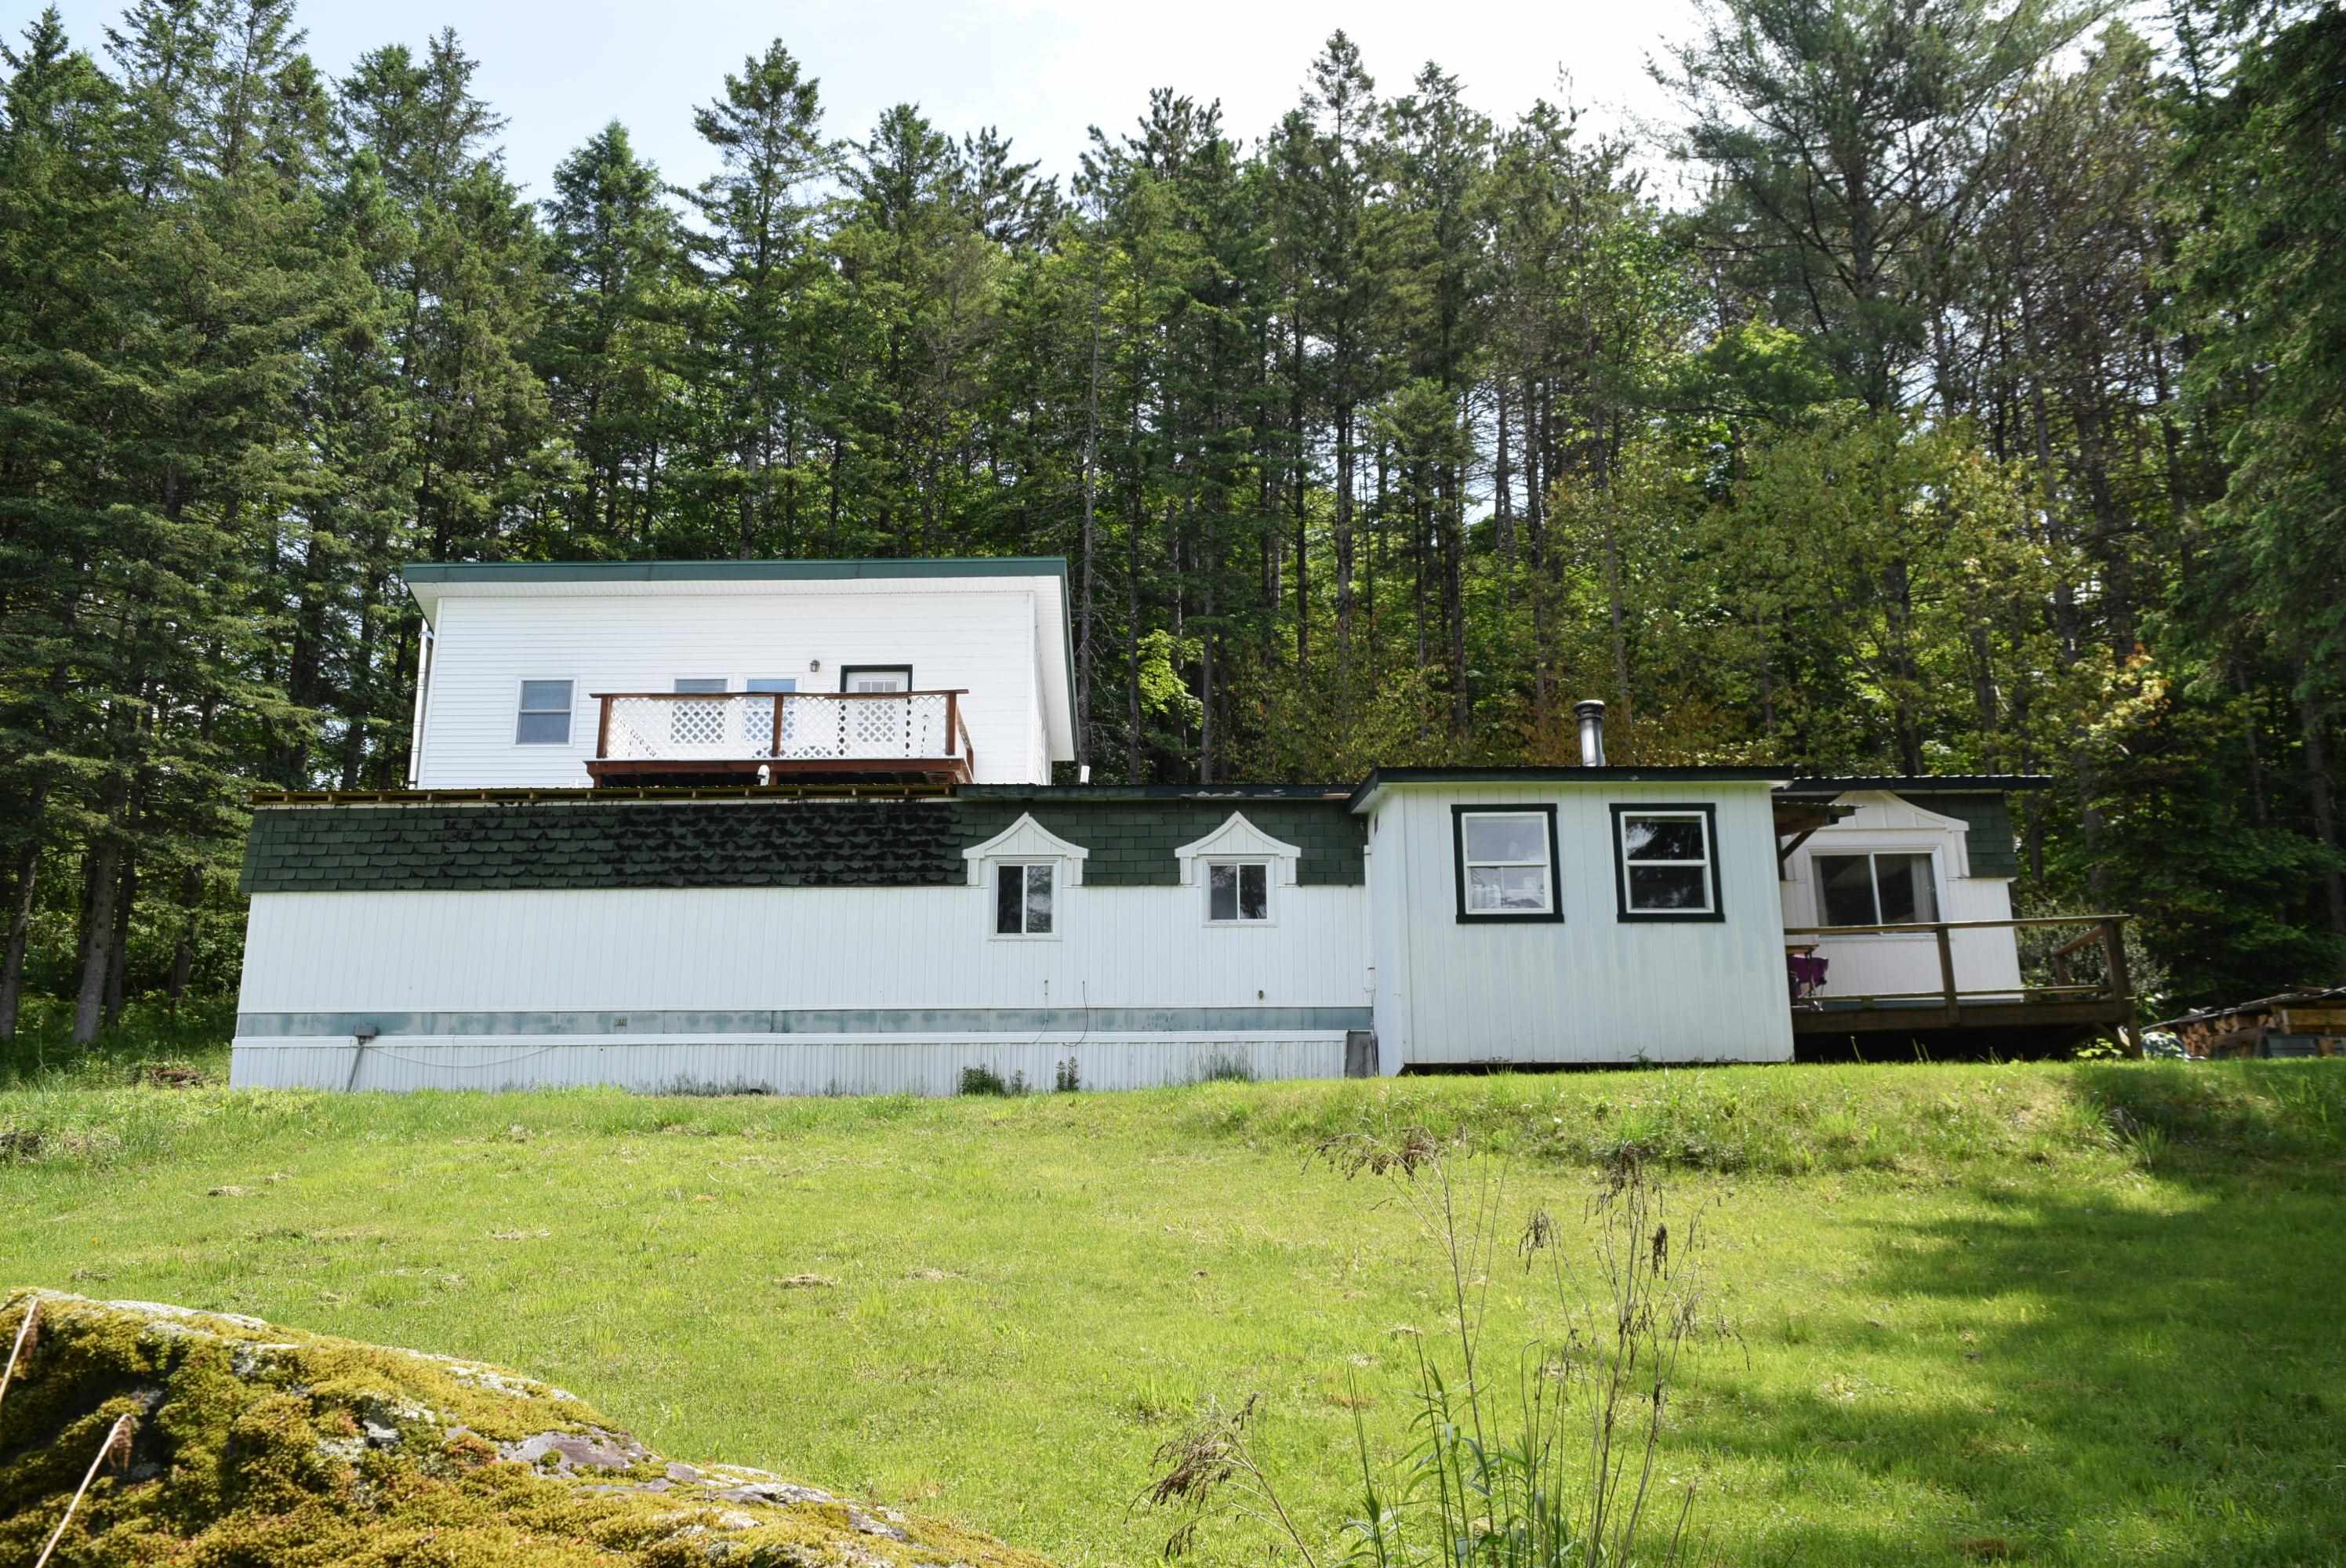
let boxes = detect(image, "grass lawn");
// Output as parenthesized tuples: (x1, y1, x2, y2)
(3, 1054, 2343, 1566)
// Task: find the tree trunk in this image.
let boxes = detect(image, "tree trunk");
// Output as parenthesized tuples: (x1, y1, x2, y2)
(0, 814, 42, 1041)
(72, 834, 122, 1046)
(2301, 681, 2345, 938)
(166, 865, 202, 1011)
(1075, 285, 1102, 771)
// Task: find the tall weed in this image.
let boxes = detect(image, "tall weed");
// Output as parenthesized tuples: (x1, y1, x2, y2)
(1144, 1131, 1729, 1564)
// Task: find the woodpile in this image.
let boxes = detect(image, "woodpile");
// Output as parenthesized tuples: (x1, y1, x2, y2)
(2157, 987, 2346, 1059)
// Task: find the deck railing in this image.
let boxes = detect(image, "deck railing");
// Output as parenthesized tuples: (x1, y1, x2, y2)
(1781, 913, 2132, 1025)
(590, 690, 975, 775)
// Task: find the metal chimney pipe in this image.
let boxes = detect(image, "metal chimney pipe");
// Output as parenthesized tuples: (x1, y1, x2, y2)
(1574, 699, 1607, 767)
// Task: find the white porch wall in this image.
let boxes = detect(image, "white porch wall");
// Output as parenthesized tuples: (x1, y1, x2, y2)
(1778, 792, 2021, 1000)
(416, 586, 1050, 789)
(1366, 782, 1793, 1065)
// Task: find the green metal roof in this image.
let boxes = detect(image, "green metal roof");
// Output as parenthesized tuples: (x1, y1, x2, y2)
(400, 556, 1070, 586)
(1775, 774, 2052, 797)
(1347, 765, 1789, 812)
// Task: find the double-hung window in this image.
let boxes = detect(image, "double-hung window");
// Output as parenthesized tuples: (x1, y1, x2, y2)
(1815, 851, 1938, 927)
(1612, 806, 1722, 920)
(1206, 861, 1271, 924)
(1453, 807, 1560, 921)
(515, 679, 573, 745)
(993, 862, 1055, 937)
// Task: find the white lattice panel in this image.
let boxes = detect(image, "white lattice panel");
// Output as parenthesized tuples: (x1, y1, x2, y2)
(600, 693, 954, 763)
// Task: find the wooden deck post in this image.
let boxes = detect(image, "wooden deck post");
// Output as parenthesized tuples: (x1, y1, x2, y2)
(2099, 915, 2134, 1029)
(769, 693, 785, 760)
(1934, 923, 1961, 1026)
(944, 691, 959, 765)
(595, 697, 611, 761)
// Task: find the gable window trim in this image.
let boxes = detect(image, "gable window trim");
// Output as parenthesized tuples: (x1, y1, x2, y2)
(839, 663, 913, 694)
(1610, 803, 1724, 923)
(1204, 858, 1275, 926)
(1813, 847, 1943, 928)
(990, 859, 1059, 939)
(1450, 804, 1563, 924)
(964, 812, 1087, 941)
(514, 677, 576, 746)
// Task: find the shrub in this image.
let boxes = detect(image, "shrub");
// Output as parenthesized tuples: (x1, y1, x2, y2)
(959, 1065, 1026, 1097)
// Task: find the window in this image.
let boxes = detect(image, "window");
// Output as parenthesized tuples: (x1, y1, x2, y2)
(671, 677, 728, 746)
(1452, 807, 1560, 921)
(1815, 852, 1939, 927)
(993, 862, 1055, 936)
(744, 677, 797, 693)
(1207, 861, 1270, 924)
(1612, 805, 1723, 920)
(841, 665, 911, 693)
(515, 679, 573, 745)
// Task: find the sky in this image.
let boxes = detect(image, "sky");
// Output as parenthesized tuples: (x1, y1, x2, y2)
(17, 0, 1705, 199)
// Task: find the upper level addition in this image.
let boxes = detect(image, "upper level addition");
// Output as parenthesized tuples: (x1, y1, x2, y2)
(401, 557, 1077, 789)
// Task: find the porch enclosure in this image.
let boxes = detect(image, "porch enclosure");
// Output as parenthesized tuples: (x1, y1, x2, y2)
(1784, 913, 2134, 1036)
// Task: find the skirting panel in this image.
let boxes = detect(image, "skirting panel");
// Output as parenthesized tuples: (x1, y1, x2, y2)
(228, 1032, 1349, 1095)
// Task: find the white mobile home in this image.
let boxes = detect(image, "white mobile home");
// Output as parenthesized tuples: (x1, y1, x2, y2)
(229, 559, 2115, 1092)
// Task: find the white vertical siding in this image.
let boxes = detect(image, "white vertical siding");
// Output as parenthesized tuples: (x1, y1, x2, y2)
(1369, 783, 1793, 1064)
(231, 880, 1367, 1093)
(417, 585, 1052, 789)
(234, 884, 1369, 1015)
(1777, 791, 2022, 998)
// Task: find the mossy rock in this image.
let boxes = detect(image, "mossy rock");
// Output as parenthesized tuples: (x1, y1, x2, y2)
(0, 1290, 1053, 1566)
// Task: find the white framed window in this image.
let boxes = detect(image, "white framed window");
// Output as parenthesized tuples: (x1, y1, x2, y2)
(841, 665, 911, 693)
(514, 678, 573, 745)
(993, 861, 1056, 937)
(1454, 807, 1560, 921)
(1815, 851, 1940, 927)
(1612, 805, 1722, 921)
(1206, 860, 1272, 924)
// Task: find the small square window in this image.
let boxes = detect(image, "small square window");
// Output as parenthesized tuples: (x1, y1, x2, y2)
(1454, 808, 1559, 921)
(516, 679, 572, 745)
(1208, 861, 1270, 924)
(994, 862, 1055, 936)
(1613, 806, 1722, 920)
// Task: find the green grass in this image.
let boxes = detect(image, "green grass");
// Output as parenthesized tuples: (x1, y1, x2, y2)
(4, 1058, 2343, 1566)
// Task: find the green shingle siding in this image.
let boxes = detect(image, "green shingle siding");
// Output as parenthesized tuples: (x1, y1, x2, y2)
(241, 796, 1367, 894)
(951, 800, 1364, 886)
(1915, 793, 2021, 878)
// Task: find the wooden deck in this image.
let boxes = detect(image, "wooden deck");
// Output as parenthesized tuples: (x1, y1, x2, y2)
(585, 688, 977, 787)
(1785, 914, 2135, 1051)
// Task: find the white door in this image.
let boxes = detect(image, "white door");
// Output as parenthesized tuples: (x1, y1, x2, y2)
(844, 668, 909, 693)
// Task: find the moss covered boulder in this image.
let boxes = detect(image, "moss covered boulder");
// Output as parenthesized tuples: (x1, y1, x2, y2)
(0, 1290, 1053, 1566)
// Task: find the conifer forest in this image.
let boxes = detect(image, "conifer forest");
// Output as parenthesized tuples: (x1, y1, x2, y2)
(2, 0, 2341, 1036)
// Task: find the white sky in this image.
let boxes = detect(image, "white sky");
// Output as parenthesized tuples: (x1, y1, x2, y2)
(19, 0, 1704, 198)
